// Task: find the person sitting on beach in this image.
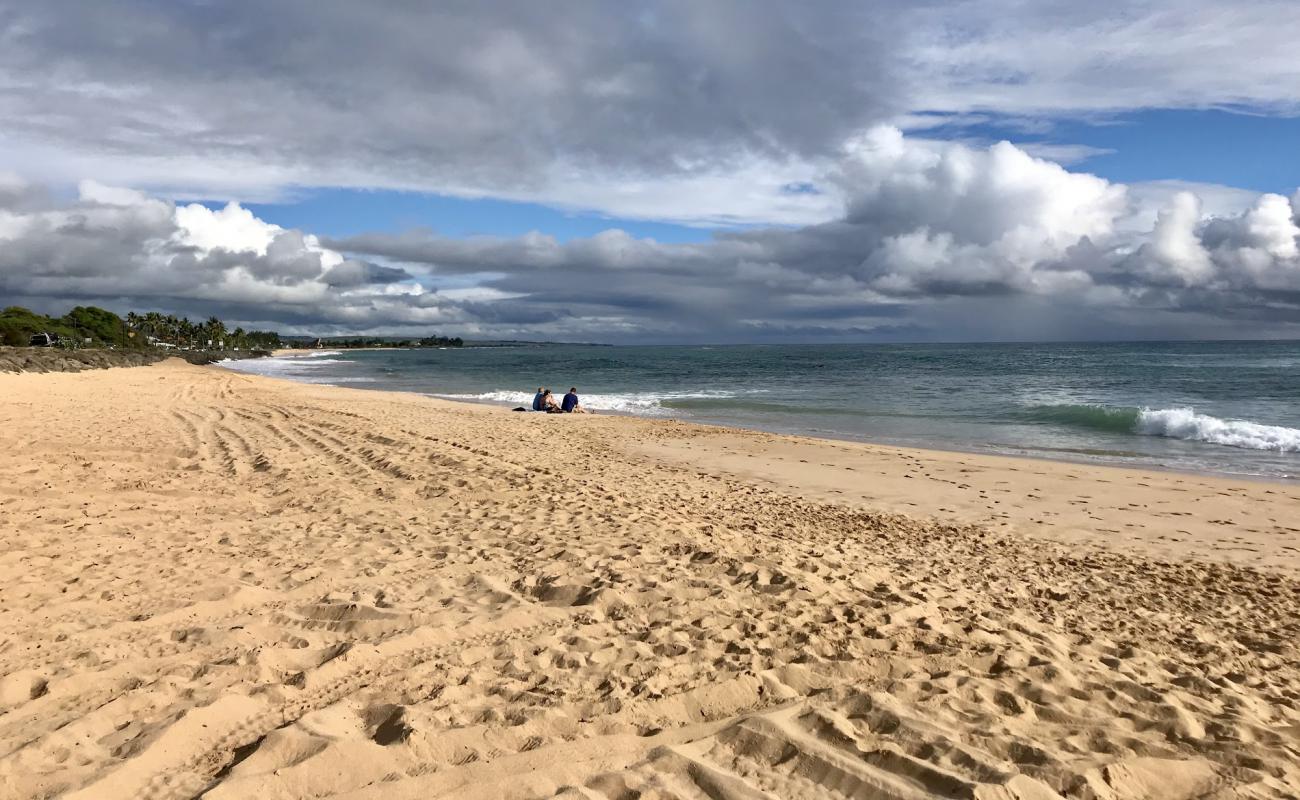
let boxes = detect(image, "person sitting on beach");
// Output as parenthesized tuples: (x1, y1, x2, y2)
(562, 387, 587, 414)
(532, 387, 545, 411)
(542, 389, 563, 413)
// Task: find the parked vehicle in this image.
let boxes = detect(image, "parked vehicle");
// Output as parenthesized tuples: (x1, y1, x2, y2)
(29, 332, 60, 347)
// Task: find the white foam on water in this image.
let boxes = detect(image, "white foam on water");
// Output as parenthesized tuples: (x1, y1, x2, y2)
(1136, 407, 1300, 452)
(433, 389, 740, 415)
(217, 352, 365, 384)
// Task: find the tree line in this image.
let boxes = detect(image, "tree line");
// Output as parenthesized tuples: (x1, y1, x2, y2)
(1, 305, 466, 352)
(0, 305, 282, 351)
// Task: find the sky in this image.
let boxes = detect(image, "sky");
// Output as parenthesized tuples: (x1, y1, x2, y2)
(2, 1, 1299, 343)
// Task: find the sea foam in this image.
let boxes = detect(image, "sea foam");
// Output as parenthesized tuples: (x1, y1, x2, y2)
(217, 352, 370, 383)
(1136, 407, 1300, 453)
(1024, 403, 1300, 453)
(434, 389, 740, 415)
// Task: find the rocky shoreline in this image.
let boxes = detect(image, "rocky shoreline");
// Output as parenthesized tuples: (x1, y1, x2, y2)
(0, 347, 269, 374)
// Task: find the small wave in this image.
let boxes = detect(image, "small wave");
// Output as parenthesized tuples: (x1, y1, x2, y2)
(217, 354, 357, 381)
(664, 397, 810, 413)
(1017, 404, 1140, 434)
(275, 358, 354, 365)
(434, 389, 740, 415)
(1022, 403, 1300, 452)
(438, 390, 534, 405)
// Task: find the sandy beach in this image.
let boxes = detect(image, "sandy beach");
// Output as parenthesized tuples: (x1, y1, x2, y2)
(0, 359, 1297, 799)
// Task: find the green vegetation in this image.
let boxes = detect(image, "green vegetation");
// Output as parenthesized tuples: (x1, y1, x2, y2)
(0, 305, 282, 351)
(123, 311, 281, 351)
(2, 305, 466, 352)
(418, 335, 464, 348)
(63, 306, 137, 347)
(0, 306, 80, 346)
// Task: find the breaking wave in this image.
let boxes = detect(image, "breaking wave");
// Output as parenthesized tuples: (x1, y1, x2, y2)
(1021, 404, 1300, 452)
(296, 350, 345, 358)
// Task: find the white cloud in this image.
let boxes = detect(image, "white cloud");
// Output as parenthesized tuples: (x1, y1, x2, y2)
(1122, 180, 1262, 233)
(1196, 193, 1300, 292)
(1145, 192, 1214, 285)
(823, 127, 1128, 294)
(76, 180, 152, 207)
(0, 175, 424, 327)
(173, 202, 281, 255)
(1242, 194, 1300, 259)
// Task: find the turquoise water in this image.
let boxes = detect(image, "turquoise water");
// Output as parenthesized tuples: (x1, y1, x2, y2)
(223, 341, 1300, 480)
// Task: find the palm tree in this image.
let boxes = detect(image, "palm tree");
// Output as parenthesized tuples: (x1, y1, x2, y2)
(140, 312, 164, 342)
(204, 316, 226, 349)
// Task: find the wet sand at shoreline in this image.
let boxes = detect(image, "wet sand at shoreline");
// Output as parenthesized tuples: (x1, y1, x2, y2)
(0, 360, 1296, 798)
(638, 431, 1300, 575)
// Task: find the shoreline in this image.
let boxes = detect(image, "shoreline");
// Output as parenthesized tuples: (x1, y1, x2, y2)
(227, 356, 1300, 487)
(210, 363, 1300, 574)
(454, 391, 1300, 485)
(2, 360, 1297, 798)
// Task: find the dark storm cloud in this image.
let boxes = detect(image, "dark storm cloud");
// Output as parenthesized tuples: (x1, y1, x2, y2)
(0, 0, 908, 216)
(321, 260, 413, 288)
(5, 2, 1298, 227)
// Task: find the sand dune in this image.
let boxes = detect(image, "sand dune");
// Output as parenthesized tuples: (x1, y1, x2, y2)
(0, 360, 1296, 799)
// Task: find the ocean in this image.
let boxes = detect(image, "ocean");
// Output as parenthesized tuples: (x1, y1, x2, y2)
(220, 341, 1300, 481)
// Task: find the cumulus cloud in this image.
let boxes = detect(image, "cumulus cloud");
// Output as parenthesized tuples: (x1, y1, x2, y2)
(825, 128, 1128, 295)
(0, 178, 443, 329)
(4, 131, 1300, 341)
(1141, 192, 1215, 286)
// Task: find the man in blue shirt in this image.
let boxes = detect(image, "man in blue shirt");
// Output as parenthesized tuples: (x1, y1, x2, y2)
(532, 387, 545, 411)
(562, 387, 585, 413)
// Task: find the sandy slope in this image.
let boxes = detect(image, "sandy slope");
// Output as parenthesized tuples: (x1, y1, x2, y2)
(0, 360, 1296, 799)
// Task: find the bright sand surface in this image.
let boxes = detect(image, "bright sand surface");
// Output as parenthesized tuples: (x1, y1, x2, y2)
(0, 360, 1297, 799)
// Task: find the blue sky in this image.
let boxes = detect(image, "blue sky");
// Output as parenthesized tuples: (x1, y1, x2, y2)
(235, 191, 716, 243)
(953, 109, 1300, 194)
